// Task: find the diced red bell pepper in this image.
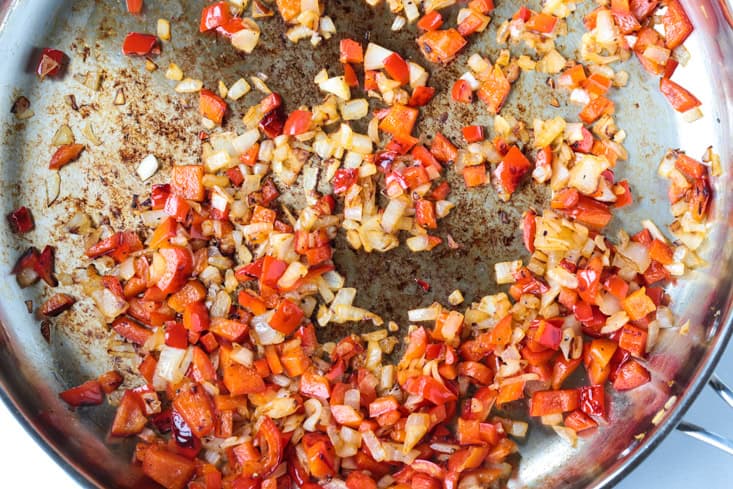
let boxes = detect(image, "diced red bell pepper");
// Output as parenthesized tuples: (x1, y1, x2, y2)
(584, 73, 613, 96)
(618, 324, 648, 357)
(558, 64, 587, 89)
(7, 206, 34, 234)
(513, 6, 532, 21)
(142, 446, 197, 489)
(470, 0, 495, 14)
(302, 433, 337, 479)
(122, 32, 159, 56)
(562, 196, 613, 229)
(97, 370, 123, 395)
(199, 89, 227, 125)
(477, 66, 511, 114)
(578, 385, 607, 418)
(572, 127, 594, 154)
(526, 13, 558, 33)
(260, 255, 288, 288)
(49, 143, 85, 170)
(415, 199, 438, 229)
(346, 471, 378, 489)
(533, 319, 563, 350)
(339, 39, 364, 63)
(111, 390, 148, 437)
(171, 165, 205, 202)
(660, 77, 701, 113)
(458, 10, 489, 37)
(172, 383, 215, 438)
(200, 2, 231, 32)
(384, 52, 410, 85)
(564, 410, 598, 432)
(403, 375, 457, 405)
(157, 246, 194, 295)
(522, 210, 536, 253)
(331, 168, 358, 195)
(463, 164, 487, 187)
(40, 293, 76, 316)
(663, 0, 693, 49)
(209, 318, 249, 343)
(579, 96, 615, 124)
(343, 62, 359, 87)
(552, 356, 582, 390)
(379, 103, 419, 139)
(37, 48, 65, 78)
(610, 0, 641, 34)
(495, 145, 531, 196)
(462, 125, 484, 143)
(417, 29, 467, 64)
(113, 316, 153, 345)
(164, 322, 188, 349)
(183, 301, 209, 333)
(613, 180, 633, 208)
(269, 299, 304, 335)
(259, 108, 286, 138)
(364, 70, 378, 91)
(630, 0, 659, 21)
(220, 345, 266, 396)
(689, 177, 712, 221)
(164, 194, 191, 223)
(409, 86, 436, 107)
(126, 0, 144, 14)
(430, 133, 458, 163)
(613, 359, 651, 391)
(417, 11, 443, 31)
(529, 389, 579, 416)
(283, 110, 313, 136)
(59, 380, 104, 407)
(633, 27, 666, 75)
(577, 256, 603, 303)
(451, 79, 473, 103)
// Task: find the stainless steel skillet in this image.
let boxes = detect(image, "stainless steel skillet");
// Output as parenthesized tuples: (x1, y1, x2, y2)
(1, 0, 733, 487)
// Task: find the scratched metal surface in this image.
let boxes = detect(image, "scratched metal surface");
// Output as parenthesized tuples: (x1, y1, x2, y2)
(0, 1, 732, 488)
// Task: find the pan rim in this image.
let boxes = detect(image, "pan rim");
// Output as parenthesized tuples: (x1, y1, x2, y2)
(1, 0, 732, 487)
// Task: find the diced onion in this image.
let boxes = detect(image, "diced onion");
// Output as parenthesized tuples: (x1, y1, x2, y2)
(252, 311, 284, 345)
(175, 78, 203, 93)
(137, 154, 159, 181)
(403, 412, 430, 453)
(364, 43, 395, 70)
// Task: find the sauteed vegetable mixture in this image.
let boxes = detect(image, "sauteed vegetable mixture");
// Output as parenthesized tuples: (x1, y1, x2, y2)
(9, 1, 718, 488)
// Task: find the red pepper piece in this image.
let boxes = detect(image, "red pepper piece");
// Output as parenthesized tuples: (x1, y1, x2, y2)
(40, 293, 75, 316)
(199, 88, 228, 125)
(122, 32, 159, 56)
(7, 206, 34, 234)
(59, 380, 104, 407)
(332, 168, 358, 194)
(200, 1, 231, 32)
(49, 143, 85, 170)
(36, 48, 65, 78)
(126, 0, 143, 14)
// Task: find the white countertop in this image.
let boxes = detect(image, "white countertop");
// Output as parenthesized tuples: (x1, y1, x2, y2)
(2, 349, 732, 488)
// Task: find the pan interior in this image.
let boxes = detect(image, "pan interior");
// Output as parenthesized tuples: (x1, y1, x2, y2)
(0, 1, 732, 488)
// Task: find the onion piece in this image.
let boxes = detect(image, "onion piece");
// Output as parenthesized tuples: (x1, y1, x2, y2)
(252, 311, 284, 345)
(364, 43, 394, 70)
(137, 154, 159, 181)
(403, 413, 430, 453)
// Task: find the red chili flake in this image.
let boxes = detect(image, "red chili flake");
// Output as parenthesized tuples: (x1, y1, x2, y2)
(415, 278, 431, 292)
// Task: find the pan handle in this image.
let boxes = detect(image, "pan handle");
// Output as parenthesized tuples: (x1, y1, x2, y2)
(676, 374, 733, 455)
